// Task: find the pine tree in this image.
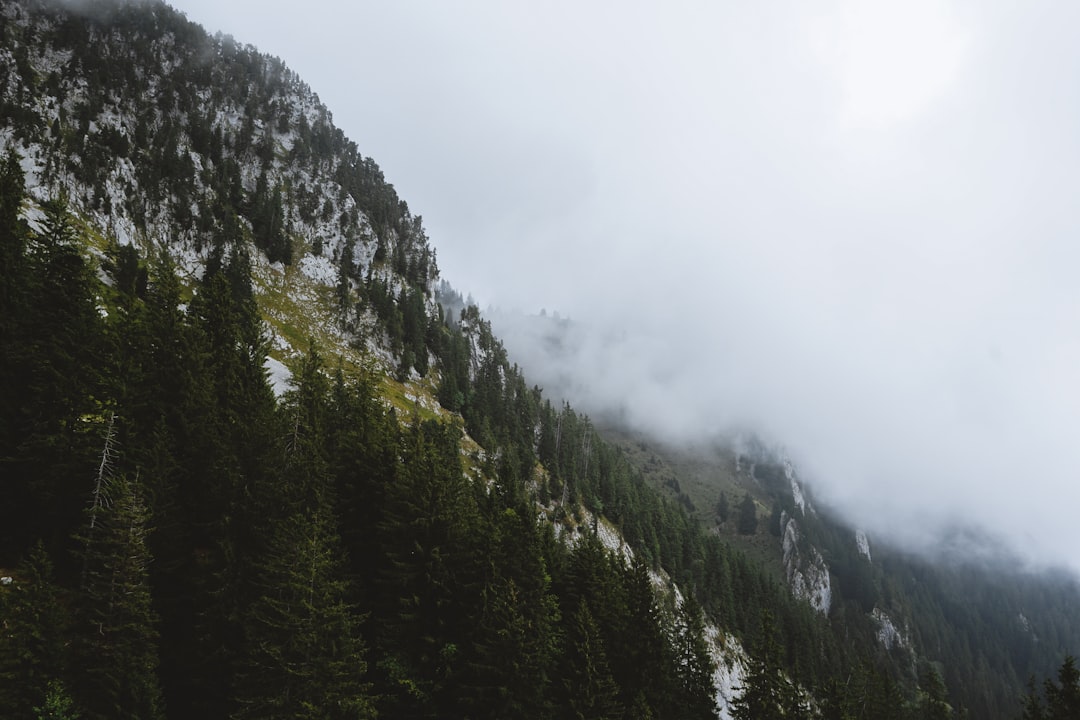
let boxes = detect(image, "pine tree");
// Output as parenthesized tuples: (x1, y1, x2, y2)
(614, 557, 673, 712)
(1021, 676, 1046, 720)
(0, 543, 71, 718)
(462, 501, 558, 719)
(818, 677, 855, 720)
(737, 494, 758, 535)
(34, 680, 80, 720)
(717, 491, 730, 523)
(671, 596, 718, 719)
(0, 152, 31, 466)
(6, 196, 103, 560)
(136, 249, 222, 718)
(183, 244, 281, 714)
(560, 601, 623, 720)
(918, 666, 951, 720)
(373, 419, 482, 716)
(72, 472, 163, 720)
(731, 611, 805, 720)
(1044, 656, 1080, 720)
(233, 505, 374, 719)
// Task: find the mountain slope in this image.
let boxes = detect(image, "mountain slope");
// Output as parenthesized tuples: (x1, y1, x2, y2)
(1, 1, 1079, 718)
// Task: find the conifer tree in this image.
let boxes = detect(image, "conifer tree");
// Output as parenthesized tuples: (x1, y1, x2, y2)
(329, 363, 399, 598)
(737, 493, 758, 535)
(463, 501, 559, 719)
(732, 611, 806, 720)
(560, 601, 623, 720)
(858, 663, 907, 720)
(374, 419, 482, 716)
(1021, 677, 1046, 720)
(182, 243, 281, 716)
(615, 557, 673, 711)
(0, 149, 34, 560)
(1043, 656, 1080, 720)
(917, 666, 952, 720)
(717, 491, 730, 523)
(34, 679, 80, 720)
(233, 504, 374, 719)
(8, 196, 103, 559)
(0, 149, 30, 412)
(671, 596, 718, 719)
(0, 542, 71, 719)
(72, 472, 163, 720)
(818, 677, 855, 720)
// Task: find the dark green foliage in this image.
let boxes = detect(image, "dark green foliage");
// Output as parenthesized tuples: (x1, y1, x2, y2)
(918, 666, 952, 720)
(819, 662, 907, 720)
(2, 195, 104, 564)
(1021, 677, 1046, 720)
(0, 149, 33, 555)
(373, 418, 483, 716)
(1046, 657, 1080, 720)
(248, 170, 291, 265)
(1022, 656, 1080, 720)
(737, 493, 758, 535)
(232, 343, 374, 718)
(0, 543, 70, 719)
(233, 506, 374, 719)
(34, 680, 81, 720)
(462, 500, 559, 719)
(671, 597, 719, 718)
(732, 611, 809, 720)
(560, 602, 623, 720)
(72, 471, 163, 720)
(717, 490, 730, 523)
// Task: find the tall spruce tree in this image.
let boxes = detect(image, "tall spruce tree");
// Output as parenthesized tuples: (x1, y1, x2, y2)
(1049, 656, 1080, 720)
(560, 601, 623, 720)
(614, 557, 673, 712)
(0, 542, 71, 719)
(183, 243, 281, 715)
(72, 471, 163, 720)
(0, 150, 31, 498)
(671, 596, 719, 719)
(462, 500, 559, 719)
(7, 196, 103, 562)
(732, 611, 807, 720)
(233, 504, 374, 719)
(374, 418, 482, 716)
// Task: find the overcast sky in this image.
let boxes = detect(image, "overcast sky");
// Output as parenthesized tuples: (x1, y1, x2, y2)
(169, 0, 1080, 573)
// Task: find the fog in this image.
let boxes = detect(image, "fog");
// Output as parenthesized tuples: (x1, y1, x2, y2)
(170, 0, 1080, 574)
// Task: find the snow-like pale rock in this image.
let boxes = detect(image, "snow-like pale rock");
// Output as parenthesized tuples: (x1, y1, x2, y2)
(871, 607, 908, 650)
(856, 529, 871, 562)
(782, 457, 814, 515)
(264, 356, 292, 398)
(781, 513, 832, 615)
(707, 626, 748, 720)
(298, 253, 337, 286)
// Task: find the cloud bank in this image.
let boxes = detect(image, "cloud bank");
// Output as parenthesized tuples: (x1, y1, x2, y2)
(172, 0, 1080, 573)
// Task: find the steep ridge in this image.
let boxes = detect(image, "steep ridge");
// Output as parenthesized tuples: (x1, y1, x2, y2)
(1, 1, 1078, 718)
(590, 423, 1080, 718)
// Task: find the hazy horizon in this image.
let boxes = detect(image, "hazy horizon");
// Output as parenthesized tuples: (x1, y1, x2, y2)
(169, 0, 1080, 575)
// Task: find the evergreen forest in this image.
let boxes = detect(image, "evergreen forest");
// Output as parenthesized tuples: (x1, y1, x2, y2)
(2, 1, 1079, 718)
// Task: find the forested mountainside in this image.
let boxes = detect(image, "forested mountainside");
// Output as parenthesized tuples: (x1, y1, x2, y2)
(1, 1, 1078, 718)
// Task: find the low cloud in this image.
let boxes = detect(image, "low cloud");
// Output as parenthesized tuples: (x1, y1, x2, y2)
(173, 0, 1080, 573)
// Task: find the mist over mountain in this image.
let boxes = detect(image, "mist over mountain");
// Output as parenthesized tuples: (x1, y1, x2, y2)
(166, 0, 1080, 579)
(486, 304, 1073, 574)
(3, 1, 1080, 718)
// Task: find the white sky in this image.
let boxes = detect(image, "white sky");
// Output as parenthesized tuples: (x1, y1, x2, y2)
(169, 0, 1080, 573)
